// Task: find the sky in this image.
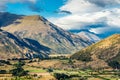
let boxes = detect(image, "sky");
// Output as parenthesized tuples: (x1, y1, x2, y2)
(0, 0, 120, 38)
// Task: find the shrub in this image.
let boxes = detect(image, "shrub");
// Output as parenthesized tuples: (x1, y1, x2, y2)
(68, 59, 73, 64)
(0, 60, 11, 65)
(53, 73, 69, 80)
(0, 70, 7, 74)
(108, 61, 120, 69)
(47, 68, 53, 72)
(33, 74, 37, 77)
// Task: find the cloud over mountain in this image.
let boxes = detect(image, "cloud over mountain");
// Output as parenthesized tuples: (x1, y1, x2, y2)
(49, 0, 120, 38)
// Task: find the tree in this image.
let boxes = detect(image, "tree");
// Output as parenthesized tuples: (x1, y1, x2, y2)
(10, 60, 28, 77)
(68, 59, 73, 64)
(108, 61, 120, 69)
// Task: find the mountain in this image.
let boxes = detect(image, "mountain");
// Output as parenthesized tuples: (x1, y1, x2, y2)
(77, 31, 101, 42)
(1, 12, 94, 54)
(0, 29, 49, 60)
(71, 34, 120, 69)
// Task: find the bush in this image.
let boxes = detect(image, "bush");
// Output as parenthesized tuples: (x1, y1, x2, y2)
(33, 74, 37, 77)
(53, 73, 69, 80)
(47, 68, 53, 72)
(68, 59, 73, 64)
(108, 61, 120, 69)
(0, 60, 11, 65)
(0, 70, 7, 74)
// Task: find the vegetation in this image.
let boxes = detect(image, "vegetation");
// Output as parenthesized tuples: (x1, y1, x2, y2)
(47, 68, 54, 72)
(53, 73, 70, 80)
(0, 70, 7, 74)
(68, 59, 73, 64)
(0, 59, 120, 80)
(108, 61, 120, 69)
(10, 60, 28, 77)
(53, 72, 88, 80)
(0, 60, 11, 65)
(71, 51, 92, 62)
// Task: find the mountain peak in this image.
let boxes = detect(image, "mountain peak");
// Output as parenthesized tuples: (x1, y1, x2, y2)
(22, 15, 47, 21)
(1, 13, 94, 54)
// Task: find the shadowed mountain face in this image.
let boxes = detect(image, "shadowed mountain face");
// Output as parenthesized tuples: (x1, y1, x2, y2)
(0, 29, 49, 60)
(0, 12, 22, 27)
(71, 34, 120, 69)
(1, 12, 94, 54)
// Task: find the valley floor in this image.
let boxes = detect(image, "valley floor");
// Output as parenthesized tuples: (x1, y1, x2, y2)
(0, 58, 120, 80)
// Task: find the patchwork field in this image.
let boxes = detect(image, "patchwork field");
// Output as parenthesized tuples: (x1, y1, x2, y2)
(0, 58, 120, 80)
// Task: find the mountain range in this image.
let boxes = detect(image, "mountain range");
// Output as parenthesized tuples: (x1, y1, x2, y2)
(0, 12, 120, 69)
(0, 12, 96, 55)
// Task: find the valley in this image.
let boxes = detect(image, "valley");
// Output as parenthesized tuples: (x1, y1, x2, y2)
(0, 57, 120, 80)
(0, 12, 120, 80)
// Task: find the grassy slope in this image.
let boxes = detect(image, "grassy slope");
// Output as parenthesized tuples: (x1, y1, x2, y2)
(71, 34, 120, 62)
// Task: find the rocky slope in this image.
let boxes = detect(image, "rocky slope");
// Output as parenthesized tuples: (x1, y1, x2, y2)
(77, 31, 101, 42)
(0, 29, 48, 60)
(1, 12, 94, 54)
(71, 34, 120, 69)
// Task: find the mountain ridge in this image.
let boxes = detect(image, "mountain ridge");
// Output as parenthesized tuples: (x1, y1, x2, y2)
(1, 12, 94, 54)
(77, 31, 101, 42)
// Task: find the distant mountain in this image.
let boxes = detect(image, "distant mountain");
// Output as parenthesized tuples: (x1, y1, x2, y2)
(71, 34, 120, 69)
(1, 12, 94, 54)
(0, 29, 48, 60)
(77, 31, 101, 42)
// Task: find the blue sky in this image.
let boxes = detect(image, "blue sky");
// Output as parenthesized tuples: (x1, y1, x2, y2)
(5, 0, 66, 17)
(0, 0, 120, 38)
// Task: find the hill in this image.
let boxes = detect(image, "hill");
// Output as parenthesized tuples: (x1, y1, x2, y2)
(71, 34, 120, 69)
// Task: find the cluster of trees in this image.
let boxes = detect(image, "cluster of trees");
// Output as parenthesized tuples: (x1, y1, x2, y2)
(10, 60, 28, 77)
(53, 73, 87, 80)
(0, 60, 28, 77)
(108, 61, 120, 69)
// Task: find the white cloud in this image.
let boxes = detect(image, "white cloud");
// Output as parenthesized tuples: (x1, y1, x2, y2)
(49, 10, 111, 30)
(60, 0, 102, 14)
(88, 0, 120, 7)
(107, 10, 120, 27)
(49, 0, 120, 36)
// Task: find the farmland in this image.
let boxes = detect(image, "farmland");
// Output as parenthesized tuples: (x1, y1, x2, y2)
(0, 57, 120, 80)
